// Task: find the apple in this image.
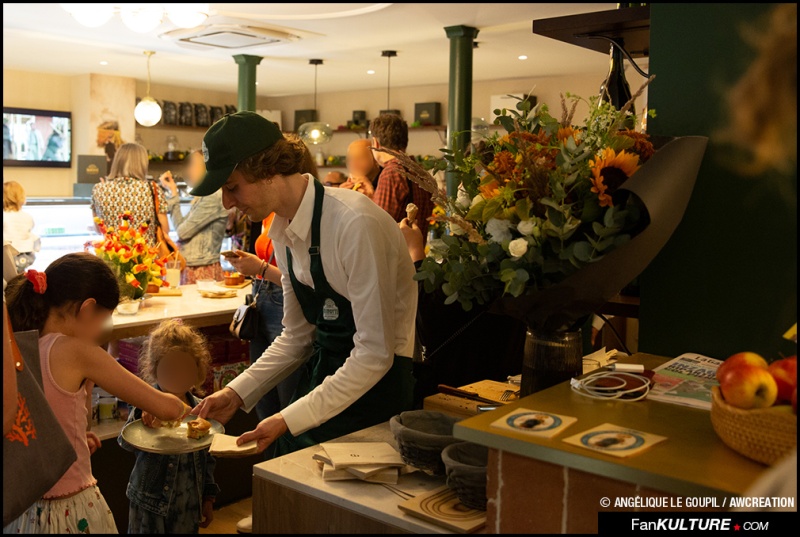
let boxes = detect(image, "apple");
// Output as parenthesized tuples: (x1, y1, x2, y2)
(718, 364, 778, 409)
(768, 356, 797, 403)
(716, 352, 768, 381)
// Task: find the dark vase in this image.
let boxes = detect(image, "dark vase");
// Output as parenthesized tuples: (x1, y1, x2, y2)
(520, 329, 583, 397)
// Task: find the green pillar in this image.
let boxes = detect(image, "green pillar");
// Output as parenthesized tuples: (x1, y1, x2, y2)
(233, 54, 262, 112)
(444, 25, 479, 197)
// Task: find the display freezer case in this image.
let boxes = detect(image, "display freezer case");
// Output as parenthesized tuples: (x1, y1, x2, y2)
(24, 197, 198, 271)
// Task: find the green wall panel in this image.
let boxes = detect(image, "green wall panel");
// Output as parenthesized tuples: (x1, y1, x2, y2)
(640, 3, 797, 361)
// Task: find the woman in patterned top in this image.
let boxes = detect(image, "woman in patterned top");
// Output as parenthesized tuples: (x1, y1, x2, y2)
(91, 143, 171, 247)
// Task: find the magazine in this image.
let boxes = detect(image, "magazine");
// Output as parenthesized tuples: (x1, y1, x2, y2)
(647, 353, 722, 410)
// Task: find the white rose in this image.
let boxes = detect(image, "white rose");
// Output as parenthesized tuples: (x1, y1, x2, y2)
(485, 218, 513, 243)
(517, 219, 536, 236)
(449, 222, 466, 236)
(470, 194, 484, 208)
(508, 238, 529, 258)
(456, 186, 471, 209)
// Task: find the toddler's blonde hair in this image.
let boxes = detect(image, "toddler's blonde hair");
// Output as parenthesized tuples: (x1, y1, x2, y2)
(139, 319, 211, 395)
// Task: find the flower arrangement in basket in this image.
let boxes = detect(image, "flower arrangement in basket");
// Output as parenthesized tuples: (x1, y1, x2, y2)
(90, 211, 170, 301)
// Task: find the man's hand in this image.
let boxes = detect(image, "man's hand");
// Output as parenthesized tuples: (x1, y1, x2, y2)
(192, 387, 243, 425)
(399, 218, 425, 263)
(86, 431, 102, 455)
(200, 498, 215, 528)
(159, 171, 178, 197)
(237, 413, 289, 454)
(341, 176, 375, 198)
(226, 250, 264, 277)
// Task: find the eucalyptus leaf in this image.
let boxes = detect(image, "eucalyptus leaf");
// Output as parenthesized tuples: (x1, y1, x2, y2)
(573, 241, 593, 262)
(444, 292, 459, 305)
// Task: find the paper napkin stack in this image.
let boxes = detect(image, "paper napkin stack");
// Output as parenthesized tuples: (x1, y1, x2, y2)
(313, 442, 411, 485)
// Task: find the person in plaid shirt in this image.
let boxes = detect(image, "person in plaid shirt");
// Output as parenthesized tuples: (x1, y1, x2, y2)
(368, 114, 435, 244)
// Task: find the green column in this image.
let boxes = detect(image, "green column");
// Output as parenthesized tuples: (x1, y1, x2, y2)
(233, 54, 262, 112)
(444, 25, 479, 197)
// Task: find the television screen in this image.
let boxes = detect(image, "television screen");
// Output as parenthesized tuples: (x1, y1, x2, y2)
(3, 107, 72, 168)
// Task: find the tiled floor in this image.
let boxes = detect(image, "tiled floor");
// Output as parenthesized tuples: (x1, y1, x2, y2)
(199, 496, 252, 535)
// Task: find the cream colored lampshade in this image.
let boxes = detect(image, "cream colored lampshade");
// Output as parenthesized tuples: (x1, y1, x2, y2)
(135, 51, 162, 128)
(134, 97, 162, 127)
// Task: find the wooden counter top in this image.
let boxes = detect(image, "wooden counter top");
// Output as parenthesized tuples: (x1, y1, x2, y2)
(454, 353, 767, 498)
(110, 283, 249, 339)
(253, 422, 453, 534)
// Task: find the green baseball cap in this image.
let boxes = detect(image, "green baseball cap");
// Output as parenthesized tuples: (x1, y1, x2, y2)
(191, 111, 284, 196)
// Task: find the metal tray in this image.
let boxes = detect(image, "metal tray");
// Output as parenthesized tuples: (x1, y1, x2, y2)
(121, 415, 224, 454)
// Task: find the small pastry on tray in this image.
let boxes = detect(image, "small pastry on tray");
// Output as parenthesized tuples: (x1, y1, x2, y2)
(187, 416, 212, 439)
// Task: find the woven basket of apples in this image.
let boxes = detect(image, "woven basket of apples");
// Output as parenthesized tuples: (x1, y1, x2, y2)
(711, 353, 796, 465)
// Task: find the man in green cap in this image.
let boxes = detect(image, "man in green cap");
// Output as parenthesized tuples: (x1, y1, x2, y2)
(191, 112, 416, 458)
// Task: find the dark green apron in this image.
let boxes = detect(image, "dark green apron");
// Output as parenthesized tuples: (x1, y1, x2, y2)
(275, 180, 414, 456)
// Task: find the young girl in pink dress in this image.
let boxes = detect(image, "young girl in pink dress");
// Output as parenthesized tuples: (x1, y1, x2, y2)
(3, 252, 192, 534)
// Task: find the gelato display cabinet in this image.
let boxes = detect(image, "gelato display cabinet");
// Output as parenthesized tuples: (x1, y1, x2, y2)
(24, 196, 194, 271)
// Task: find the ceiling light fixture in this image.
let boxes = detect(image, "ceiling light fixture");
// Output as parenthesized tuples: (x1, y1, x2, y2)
(99, 60, 108, 66)
(381, 50, 397, 111)
(164, 3, 209, 28)
(61, 3, 208, 33)
(297, 59, 332, 145)
(367, 70, 375, 75)
(60, 3, 114, 27)
(134, 51, 162, 127)
(120, 4, 164, 33)
(518, 55, 528, 60)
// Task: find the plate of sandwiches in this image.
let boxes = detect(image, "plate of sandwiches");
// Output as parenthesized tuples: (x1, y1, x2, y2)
(121, 415, 224, 454)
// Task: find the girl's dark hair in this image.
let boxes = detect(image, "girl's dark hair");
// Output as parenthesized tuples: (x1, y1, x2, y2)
(5, 252, 120, 332)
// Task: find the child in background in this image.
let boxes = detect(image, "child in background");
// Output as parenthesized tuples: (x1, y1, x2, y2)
(3, 180, 40, 273)
(3, 253, 192, 534)
(118, 319, 219, 534)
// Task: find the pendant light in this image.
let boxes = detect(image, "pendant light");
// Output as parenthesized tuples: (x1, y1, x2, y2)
(297, 59, 332, 145)
(381, 50, 398, 114)
(134, 51, 162, 127)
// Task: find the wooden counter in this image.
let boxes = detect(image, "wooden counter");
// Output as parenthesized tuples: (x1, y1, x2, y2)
(252, 422, 453, 534)
(110, 283, 249, 340)
(453, 353, 770, 533)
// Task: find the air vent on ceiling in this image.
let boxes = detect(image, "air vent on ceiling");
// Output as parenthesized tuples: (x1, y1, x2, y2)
(161, 23, 300, 50)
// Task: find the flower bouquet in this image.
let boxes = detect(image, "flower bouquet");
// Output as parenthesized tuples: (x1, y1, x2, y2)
(390, 77, 708, 394)
(91, 212, 170, 303)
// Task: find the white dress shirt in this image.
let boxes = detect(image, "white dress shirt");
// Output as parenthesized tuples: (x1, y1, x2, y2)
(225, 176, 417, 436)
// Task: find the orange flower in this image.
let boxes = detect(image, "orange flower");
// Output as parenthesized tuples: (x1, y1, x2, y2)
(618, 129, 655, 161)
(479, 180, 501, 199)
(590, 175, 613, 208)
(488, 151, 518, 180)
(556, 126, 580, 145)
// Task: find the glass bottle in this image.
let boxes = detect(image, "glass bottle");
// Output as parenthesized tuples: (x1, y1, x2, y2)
(598, 39, 635, 130)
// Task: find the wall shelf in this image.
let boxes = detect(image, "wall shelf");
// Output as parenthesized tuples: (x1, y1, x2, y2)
(532, 5, 650, 58)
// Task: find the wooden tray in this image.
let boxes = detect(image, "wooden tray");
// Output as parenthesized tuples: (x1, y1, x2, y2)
(398, 485, 486, 534)
(151, 287, 183, 296)
(219, 280, 251, 289)
(198, 289, 238, 299)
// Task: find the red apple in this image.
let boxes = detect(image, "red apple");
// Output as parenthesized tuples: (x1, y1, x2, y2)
(718, 364, 778, 409)
(768, 356, 797, 403)
(716, 352, 768, 381)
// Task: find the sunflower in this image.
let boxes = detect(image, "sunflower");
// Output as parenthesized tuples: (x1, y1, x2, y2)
(590, 148, 641, 195)
(479, 179, 501, 199)
(556, 126, 581, 145)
